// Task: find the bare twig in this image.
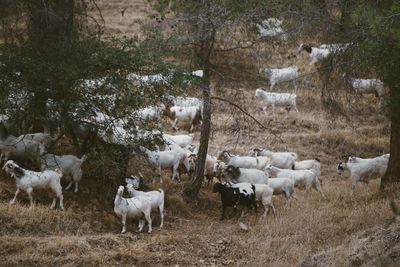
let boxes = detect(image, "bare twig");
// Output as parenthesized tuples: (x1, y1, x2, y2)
(211, 96, 283, 143)
(214, 40, 257, 52)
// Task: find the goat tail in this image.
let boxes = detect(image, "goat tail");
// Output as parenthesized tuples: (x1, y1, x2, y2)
(158, 188, 164, 196)
(54, 168, 63, 175)
(80, 154, 88, 162)
(138, 171, 144, 180)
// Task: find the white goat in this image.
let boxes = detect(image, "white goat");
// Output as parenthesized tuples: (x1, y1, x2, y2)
(2, 160, 64, 210)
(191, 70, 204, 78)
(218, 150, 270, 170)
(166, 95, 203, 108)
(126, 184, 165, 229)
(203, 155, 219, 182)
(350, 78, 385, 97)
(41, 154, 87, 193)
(256, 18, 287, 41)
(139, 146, 181, 182)
(253, 183, 276, 217)
(165, 142, 192, 176)
(319, 43, 350, 51)
(348, 154, 389, 164)
(113, 186, 152, 233)
(266, 165, 324, 197)
(187, 154, 224, 184)
(214, 160, 227, 180)
(267, 177, 296, 202)
(299, 43, 349, 65)
(255, 88, 298, 117)
(259, 66, 298, 92)
(0, 123, 47, 164)
(337, 155, 388, 194)
(164, 106, 202, 132)
(163, 133, 194, 148)
(224, 165, 269, 184)
(19, 132, 53, 146)
(298, 44, 331, 65)
(250, 148, 297, 169)
(231, 182, 275, 217)
(294, 159, 321, 176)
(133, 105, 164, 122)
(0, 114, 9, 123)
(127, 73, 170, 85)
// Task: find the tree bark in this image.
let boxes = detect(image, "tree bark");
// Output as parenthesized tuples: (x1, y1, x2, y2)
(381, 84, 400, 188)
(183, 18, 215, 202)
(183, 81, 211, 201)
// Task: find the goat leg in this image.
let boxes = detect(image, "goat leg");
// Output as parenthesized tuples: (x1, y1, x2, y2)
(27, 188, 34, 208)
(51, 197, 57, 209)
(145, 213, 152, 233)
(121, 214, 127, 234)
(10, 188, 20, 205)
(65, 180, 73, 191)
(172, 118, 179, 131)
(220, 206, 226, 221)
(138, 219, 144, 232)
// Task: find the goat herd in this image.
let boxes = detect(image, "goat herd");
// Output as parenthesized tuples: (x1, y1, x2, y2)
(0, 113, 390, 234)
(255, 43, 386, 117)
(0, 23, 390, 233)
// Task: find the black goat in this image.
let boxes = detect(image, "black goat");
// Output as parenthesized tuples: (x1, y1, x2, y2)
(212, 182, 257, 220)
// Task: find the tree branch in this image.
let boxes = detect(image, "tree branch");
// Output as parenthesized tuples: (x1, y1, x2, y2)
(211, 96, 283, 143)
(214, 39, 257, 52)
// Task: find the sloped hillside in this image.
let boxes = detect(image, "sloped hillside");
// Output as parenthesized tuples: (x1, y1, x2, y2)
(0, 1, 399, 267)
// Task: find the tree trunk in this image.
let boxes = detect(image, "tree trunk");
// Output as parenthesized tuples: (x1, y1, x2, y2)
(381, 84, 400, 188)
(338, 0, 353, 38)
(32, 91, 47, 132)
(183, 81, 211, 201)
(182, 15, 215, 202)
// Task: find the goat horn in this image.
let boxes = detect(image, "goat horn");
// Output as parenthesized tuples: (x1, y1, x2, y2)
(222, 150, 232, 157)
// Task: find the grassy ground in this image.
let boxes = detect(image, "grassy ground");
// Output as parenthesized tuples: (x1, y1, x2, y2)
(0, 85, 396, 266)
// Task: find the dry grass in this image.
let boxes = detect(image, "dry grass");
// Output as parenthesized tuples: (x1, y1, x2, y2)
(0, 82, 395, 266)
(0, 1, 397, 266)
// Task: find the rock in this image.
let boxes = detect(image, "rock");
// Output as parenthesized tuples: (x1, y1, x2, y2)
(239, 222, 249, 231)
